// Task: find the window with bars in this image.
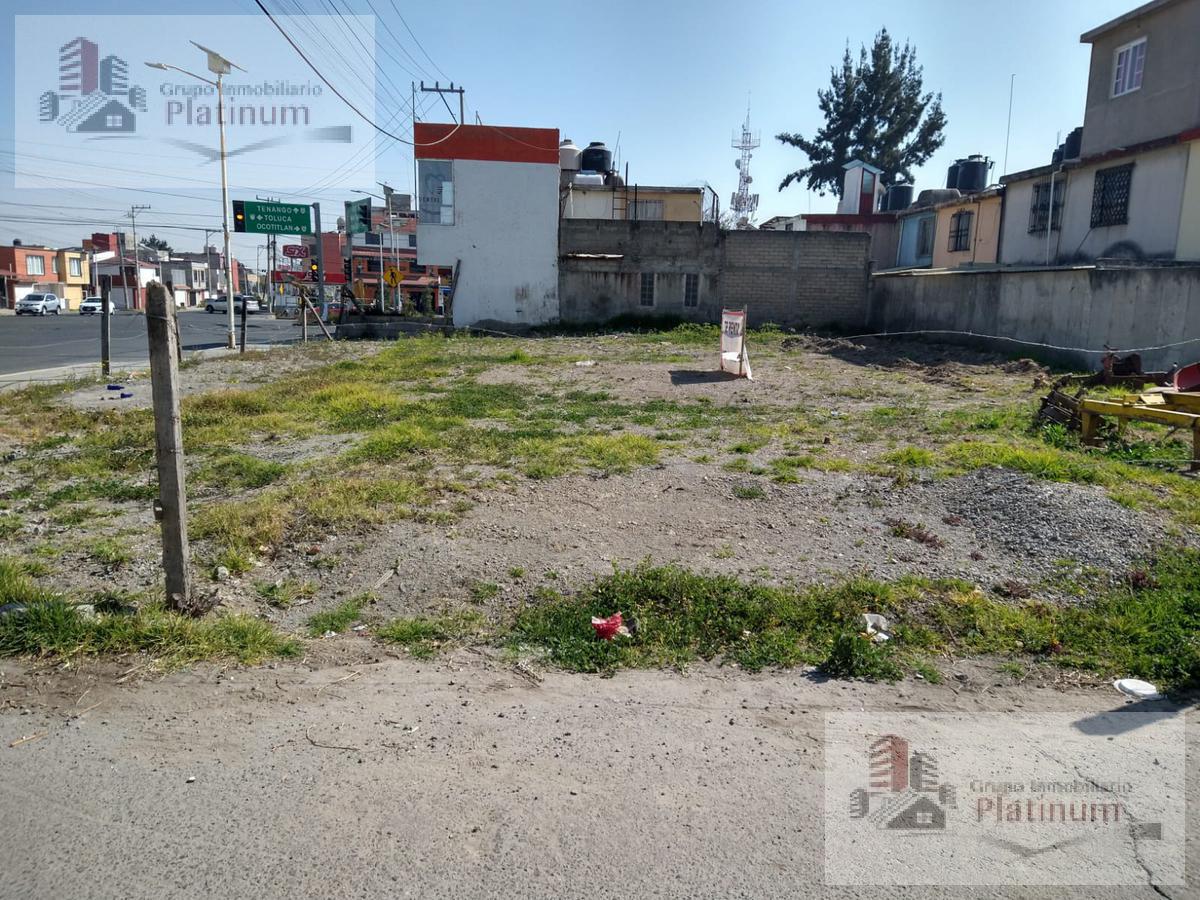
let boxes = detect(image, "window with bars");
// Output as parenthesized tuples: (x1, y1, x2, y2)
(683, 273, 699, 308)
(1028, 182, 1064, 233)
(639, 272, 655, 307)
(1112, 38, 1146, 97)
(947, 210, 973, 252)
(915, 217, 934, 258)
(1091, 164, 1133, 227)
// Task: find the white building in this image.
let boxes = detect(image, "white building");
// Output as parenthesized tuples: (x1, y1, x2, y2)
(415, 122, 560, 327)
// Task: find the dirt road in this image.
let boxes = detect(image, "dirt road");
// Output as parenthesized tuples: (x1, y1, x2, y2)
(1, 656, 1191, 899)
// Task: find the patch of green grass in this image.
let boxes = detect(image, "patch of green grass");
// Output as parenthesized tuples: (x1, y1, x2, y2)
(255, 579, 317, 608)
(0, 512, 21, 540)
(504, 550, 1200, 688)
(43, 477, 156, 508)
(0, 558, 297, 665)
(880, 447, 936, 468)
(732, 484, 766, 500)
(469, 580, 500, 603)
(943, 441, 1107, 485)
(192, 493, 290, 557)
(197, 453, 288, 489)
(306, 594, 373, 636)
(89, 537, 132, 568)
(376, 611, 486, 659)
(713, 544, 735, 560)
(508, 567, 526, 580)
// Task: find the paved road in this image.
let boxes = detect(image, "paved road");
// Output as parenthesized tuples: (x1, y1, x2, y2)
(0, 309, 302, 377)
(0, 655, 1192, 899)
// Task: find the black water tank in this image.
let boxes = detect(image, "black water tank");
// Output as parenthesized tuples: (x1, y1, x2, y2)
(1064, 127, 1083, 160)
(1052, 145, 1065, 166)
(580, 141, 612, 173)
(885, 183, 914, 211)
(946, 162, 961, 190)
(956, 155, 991, 193)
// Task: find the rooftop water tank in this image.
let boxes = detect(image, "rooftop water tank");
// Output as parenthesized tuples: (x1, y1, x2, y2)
(884, 183, 914, 211)
(955, 155, 991, 193)
(946, 162, 962, 191)
(581, 141, 613, 174)
(573, 173, 605, 186)
(559, 139, 581, 171)
(1063, 127, 1083, 161)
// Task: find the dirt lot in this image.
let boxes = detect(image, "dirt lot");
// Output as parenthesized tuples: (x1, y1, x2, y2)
(1, 328, 1197, 683)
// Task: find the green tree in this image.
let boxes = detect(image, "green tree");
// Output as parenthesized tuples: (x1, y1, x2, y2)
(777, 29, 947, 196)
(140, 234, 173, 254)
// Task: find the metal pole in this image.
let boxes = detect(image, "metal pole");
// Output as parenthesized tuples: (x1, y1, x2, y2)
(377, 220, 385, 314)
(313, 202, 327, 331)
(129, 205, 149, 309)
(100, 275, 111, 377)
(217, 72, 236, 349)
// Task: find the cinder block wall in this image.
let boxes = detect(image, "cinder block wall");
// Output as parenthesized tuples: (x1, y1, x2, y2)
(558, 220, 871, 328)
(723, 230, 871, 328)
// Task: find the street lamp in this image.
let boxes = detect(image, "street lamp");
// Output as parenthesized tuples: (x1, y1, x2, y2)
(146, 42, 245, 348)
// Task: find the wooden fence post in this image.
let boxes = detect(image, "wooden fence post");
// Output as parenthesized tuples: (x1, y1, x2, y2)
(145, 282, 192, 611)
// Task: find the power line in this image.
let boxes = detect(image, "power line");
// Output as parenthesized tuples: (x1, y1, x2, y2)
(386, 0, 451, 82)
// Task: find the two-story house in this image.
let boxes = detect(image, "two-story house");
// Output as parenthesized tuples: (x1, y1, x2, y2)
(1001, 0, 1200, 264)
(0, 243, 62, 309)
(55, 248, 90, 309)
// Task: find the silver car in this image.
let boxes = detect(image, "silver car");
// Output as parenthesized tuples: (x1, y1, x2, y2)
(15, 293, 61, 316)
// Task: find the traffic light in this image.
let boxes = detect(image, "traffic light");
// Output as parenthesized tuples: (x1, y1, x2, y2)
(232, 200, 246, 233)
(309, 260, 319, 280)
(343, 257, 352, 280)
(345, 198, 372, 234)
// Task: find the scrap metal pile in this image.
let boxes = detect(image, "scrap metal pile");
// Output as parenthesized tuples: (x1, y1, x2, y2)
(1037, 353, 1200, 472)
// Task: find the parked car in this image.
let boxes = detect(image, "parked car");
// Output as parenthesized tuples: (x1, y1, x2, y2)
(78, 296, 114, 315)
(15, 293, 62, 316)
(205, 294, 261, 315)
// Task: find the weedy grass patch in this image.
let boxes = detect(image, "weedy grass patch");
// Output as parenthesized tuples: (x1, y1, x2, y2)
(0, 558, 297, 666)
(306, 594, 374, 636)
(376, 611, 486, 659)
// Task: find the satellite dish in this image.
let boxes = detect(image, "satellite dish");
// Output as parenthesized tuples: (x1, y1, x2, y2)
(746, 175, 753, 184)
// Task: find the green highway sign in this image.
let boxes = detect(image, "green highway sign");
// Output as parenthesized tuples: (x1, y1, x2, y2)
(232, 200, 312, 235)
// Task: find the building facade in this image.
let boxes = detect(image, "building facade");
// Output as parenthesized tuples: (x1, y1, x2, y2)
(415, 122, 561, 327)
(930, 189, 1004, 268)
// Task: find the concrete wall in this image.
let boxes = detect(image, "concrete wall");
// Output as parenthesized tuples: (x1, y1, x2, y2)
(802, 217, 899, 272)
(558, 221, 871, 329)
(1081, 0, 1200, 158)
(418, 158, 560, 327)
(870, 264, 1200, 371)
(932, 194, 1003, 268)
(1060, 142, 1190, 261)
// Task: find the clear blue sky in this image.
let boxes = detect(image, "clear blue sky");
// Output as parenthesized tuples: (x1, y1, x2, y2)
(0, 0, 1136, 262)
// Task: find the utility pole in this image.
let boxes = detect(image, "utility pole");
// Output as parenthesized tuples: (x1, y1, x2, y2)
(312, 202, 327, 325)
(145, 281, 192, 612)
(380, 182, 398, 312)
(128, 205, 150, 309)
(99, 274, 111, 377)
(420, 81, 465, 125)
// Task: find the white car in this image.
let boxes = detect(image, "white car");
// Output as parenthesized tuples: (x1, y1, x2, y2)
(79, 296, 114, 315)
(205, 295, 261, 315)
(15, 293, 62, 316)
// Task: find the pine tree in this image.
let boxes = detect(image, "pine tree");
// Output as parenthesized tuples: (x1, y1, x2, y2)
(777, 29, 947, 196)
(140, 234, 173, 254)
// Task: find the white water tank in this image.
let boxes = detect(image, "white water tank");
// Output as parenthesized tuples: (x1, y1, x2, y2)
(560, 139, 581, 171)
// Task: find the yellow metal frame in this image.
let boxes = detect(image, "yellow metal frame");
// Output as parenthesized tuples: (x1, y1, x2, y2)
(1079, 398, 1200, 471)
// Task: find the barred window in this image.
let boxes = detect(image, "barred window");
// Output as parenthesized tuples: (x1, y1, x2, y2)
(683, 273, 699, 308)
(1028, 182, 1064, 233)
(948, 210, 973, 252)
(639, 272, 655, 307)
(1091, 164, 1133, 227)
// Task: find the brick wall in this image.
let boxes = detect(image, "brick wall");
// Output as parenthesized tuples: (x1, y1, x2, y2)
(559, 220, 870, 328)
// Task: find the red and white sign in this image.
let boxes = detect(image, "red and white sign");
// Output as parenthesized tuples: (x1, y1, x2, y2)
(719, 309, 752, 380)
(281, 244, 310, 259)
